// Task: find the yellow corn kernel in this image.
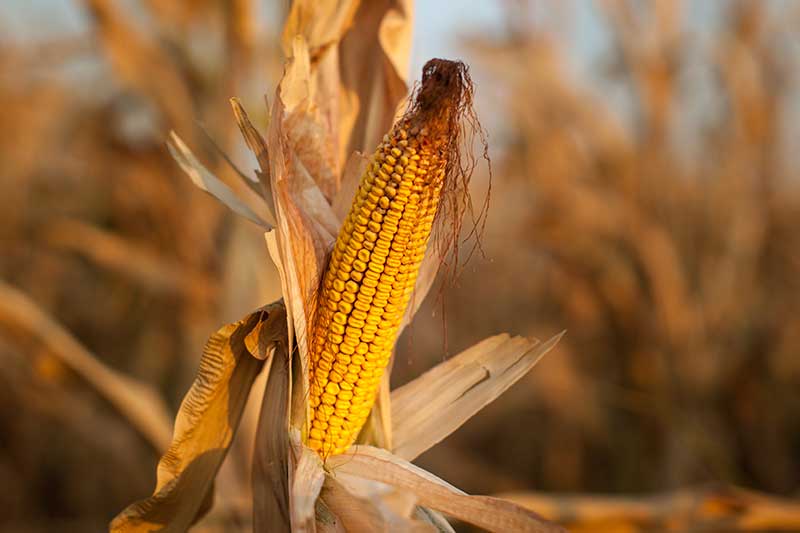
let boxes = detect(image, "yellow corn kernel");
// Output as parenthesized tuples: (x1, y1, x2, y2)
(306, 59, 469, 457)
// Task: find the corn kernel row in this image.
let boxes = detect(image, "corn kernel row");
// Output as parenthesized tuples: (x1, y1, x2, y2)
(307, 122, 446, 456)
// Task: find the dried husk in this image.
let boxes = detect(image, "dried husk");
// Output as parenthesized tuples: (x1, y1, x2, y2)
(251, 342, 291, 531)
(289, 438, 326, 532)
(326, 446, 564, 533)
(111, 1, 565, 532)
(110, 302, 286, 532)
(391, 332, 564, 461)
(167, 132, 273, 229)
(321, 475, 436, 532)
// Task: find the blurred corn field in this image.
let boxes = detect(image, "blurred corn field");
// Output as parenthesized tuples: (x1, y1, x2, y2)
(2, 1, 800, 532)
(407, 0, 800, 498)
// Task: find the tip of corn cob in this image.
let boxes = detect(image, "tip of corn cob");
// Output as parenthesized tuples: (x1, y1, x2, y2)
(411, 58, 491, 277)
(409, 59, 474, 140)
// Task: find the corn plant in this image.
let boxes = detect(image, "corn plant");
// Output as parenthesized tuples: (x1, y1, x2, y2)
(111, 1, 562, 532)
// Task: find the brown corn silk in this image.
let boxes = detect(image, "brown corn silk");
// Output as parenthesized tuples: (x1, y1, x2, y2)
(307, 59, 477, 456)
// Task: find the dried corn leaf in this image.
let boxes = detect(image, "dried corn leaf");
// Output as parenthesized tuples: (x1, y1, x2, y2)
(375, 0, 413, 83)
(391, 332, 564, 461)
(264, 232, 293, 347)
(0, 281, 172, 452)
(281, 1, 358, 198)
(110, 302, 286, 533)
(197, 121, 263, 195)
(229, 97, 275, 215)
(168, 131, 273, 229)
(327, 446, 563, 533)
(252, 343, 291, 531)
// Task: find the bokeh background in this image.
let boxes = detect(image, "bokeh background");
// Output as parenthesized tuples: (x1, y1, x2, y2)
(2, 1, 799, 531)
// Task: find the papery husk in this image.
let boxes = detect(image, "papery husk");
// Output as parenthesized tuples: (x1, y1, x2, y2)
(337, 0, 413, 168)
(314, 499, 346, 533)
(320, 476, 389, 531)
(321, 475, 436, 532)
(281, 1, 361, 56)
(167, 132, 273, 229)
(230, 97, 275, 216)
(263, 87, 336, 431)
(290, 435, 326, 532)
(392, 332, 564, 461)
(280, 0, 412, 197)
(413, 507, 457, 533)
(326, 446, 564, 533)
(110, 302, 286, 532)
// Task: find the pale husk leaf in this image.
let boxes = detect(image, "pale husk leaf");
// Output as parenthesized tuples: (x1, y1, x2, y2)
(167, 131, 272, 229)
(281, 35, 342, 199)
(321, 474, 436, 532)
(290, 434, 326, 532)
(265, 88, 337, 431)
(229, 97, 275, 218)
(338, 0, 413, 164)
(196, 121, 265, 200)
(320, 475, 388, 532)
(252, 343, 291, 531)
(391, 332, 563, 461)
(110, 302, 286, 533)
(326, 446, 564, 533)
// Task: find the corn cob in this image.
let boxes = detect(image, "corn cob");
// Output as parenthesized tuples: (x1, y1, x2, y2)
(307, 59, 474, 456)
